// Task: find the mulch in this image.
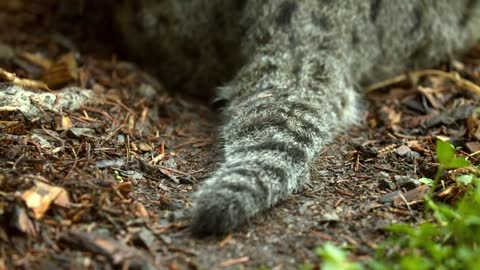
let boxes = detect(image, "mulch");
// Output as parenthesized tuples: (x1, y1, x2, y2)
(0, 2, 479, 269)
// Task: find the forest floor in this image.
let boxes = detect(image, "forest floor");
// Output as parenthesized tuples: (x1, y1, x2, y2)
(1, 2, 480, 269)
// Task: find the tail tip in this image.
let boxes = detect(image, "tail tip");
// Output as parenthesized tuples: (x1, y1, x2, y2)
(190, 190, 247, 236)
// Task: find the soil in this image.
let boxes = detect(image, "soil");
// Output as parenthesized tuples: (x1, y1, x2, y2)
(1, 2, 479, 269)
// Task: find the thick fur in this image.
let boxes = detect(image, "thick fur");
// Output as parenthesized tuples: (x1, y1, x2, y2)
(115, 0, 480, 235)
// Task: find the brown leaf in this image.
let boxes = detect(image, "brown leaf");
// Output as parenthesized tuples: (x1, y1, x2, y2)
(42, 53, 79, 89)
(465, 141, 480, 153)
(138, 142, 153, 152)
(378, 105, 402, 128)
(21, 181, 70, 219)
(133, 202, 149, 218)
(417, 86, 442, 110)
(59, 231, 157, 269)
(18, 52, 52, 70)
(55, 115, 73, 131)
(393, 185, 429, 206)
(116, 181, 133, 197)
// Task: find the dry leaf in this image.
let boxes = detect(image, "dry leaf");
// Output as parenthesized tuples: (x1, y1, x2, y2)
(417, 86, 442, 109)
(379, 105, 402, 127)
(116, 181, 133, 196)
(133, 202, 149, 218)
(138, 142, 153, 152)
(42, 53, 79, 89)
(466, 142, 480, 153)
(21, 181, 70, 219)
(18, 52, 52, 70)
(56, 115, 74, 130)
(393, 185, 429, 206)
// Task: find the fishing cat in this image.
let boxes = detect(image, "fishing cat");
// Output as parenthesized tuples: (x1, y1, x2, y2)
(114, 0, 480, 235)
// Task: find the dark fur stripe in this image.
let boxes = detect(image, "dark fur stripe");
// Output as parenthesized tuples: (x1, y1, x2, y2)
(223, 168, 269, 198)
(310, 61, 330, 83)
(237, 101, 326, 145)
(460, 0, 477, 26)
(276, 1, 298, 26)
(223, 162, 289, 184)
(311, 12, 332, 30)
(244, 100, 320, 124)
(234, 0, 247, 11)
(238, 114, 314, 145)
(351, 29, 360, 45)
(284, 100, 320, 116)
(259, 163, 288, 184)
(370, 0, 382, 22)
(218, 182, 264, 205)
(236, 140, 307, 164)
(410, 4, 423, 33)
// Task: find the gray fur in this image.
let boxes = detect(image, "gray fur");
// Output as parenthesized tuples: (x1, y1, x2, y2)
(115, 0, 480, 235)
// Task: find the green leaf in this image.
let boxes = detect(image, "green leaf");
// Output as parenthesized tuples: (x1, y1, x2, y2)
(435, 203, 461, 221)
(400, 255, 433, 270)
(298, 263, 312, 270)
(436, 139, 455, 165)
(435, 140, 471, 169)
(444, 157, 471, 170)
(114, 170, 123, 181)
(419, 177, 434, 186)
(464, 216, 480, 226)
(457, 174, 475, 185)
(316, 243, 364, 270)
(316, 243, 347, 262)
(387, 223, 416, 234)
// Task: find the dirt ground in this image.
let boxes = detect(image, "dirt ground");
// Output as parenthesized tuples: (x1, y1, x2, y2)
(1, 2, 480, 269)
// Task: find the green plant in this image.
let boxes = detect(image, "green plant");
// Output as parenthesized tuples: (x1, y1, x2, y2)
(373, 175, 480, 269)
(427, 140, 471, 197)
(313, 139, 480, 270)
(316, 243, 364, 270)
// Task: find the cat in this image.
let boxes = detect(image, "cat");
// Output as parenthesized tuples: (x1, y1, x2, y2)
(114, 0, 480, 235)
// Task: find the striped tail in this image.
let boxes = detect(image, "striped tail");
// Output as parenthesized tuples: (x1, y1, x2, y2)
(190, 50, 359, 235)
